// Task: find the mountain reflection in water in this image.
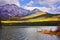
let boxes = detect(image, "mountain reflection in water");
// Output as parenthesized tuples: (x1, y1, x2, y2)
(1, 27, 60, 40)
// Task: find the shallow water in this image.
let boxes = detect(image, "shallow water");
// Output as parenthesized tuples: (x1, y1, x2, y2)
(0, 27, 60, 40)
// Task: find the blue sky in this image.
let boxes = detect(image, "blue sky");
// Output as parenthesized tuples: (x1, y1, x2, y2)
(0, 0, 60, 14)
(19, 0, 31, 6)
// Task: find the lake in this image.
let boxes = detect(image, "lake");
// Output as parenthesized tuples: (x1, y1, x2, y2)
(0, 27, 60, 40)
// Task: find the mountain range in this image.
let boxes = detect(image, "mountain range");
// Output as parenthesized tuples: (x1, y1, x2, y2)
(0, 4, 41, 20)
(0, 4, 60, 21)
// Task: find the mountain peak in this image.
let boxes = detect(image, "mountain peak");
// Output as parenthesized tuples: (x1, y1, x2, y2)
(33, 8, 42, 12)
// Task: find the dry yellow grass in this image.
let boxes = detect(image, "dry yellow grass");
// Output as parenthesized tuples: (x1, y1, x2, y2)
(1, 17, 60, 23)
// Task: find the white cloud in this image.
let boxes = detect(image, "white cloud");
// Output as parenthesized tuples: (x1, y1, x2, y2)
(35, 0, 60, 7)
(0, 0, 20, 6)
(24, 7, 36, 11)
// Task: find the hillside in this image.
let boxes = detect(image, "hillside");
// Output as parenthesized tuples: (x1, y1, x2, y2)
(21, 12, 60, 22)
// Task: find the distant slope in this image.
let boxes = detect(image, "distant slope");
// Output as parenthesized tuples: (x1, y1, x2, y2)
(20, 13, 60, 22)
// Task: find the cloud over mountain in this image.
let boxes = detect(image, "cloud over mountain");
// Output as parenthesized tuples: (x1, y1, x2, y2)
(24, 0, 60, 14)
